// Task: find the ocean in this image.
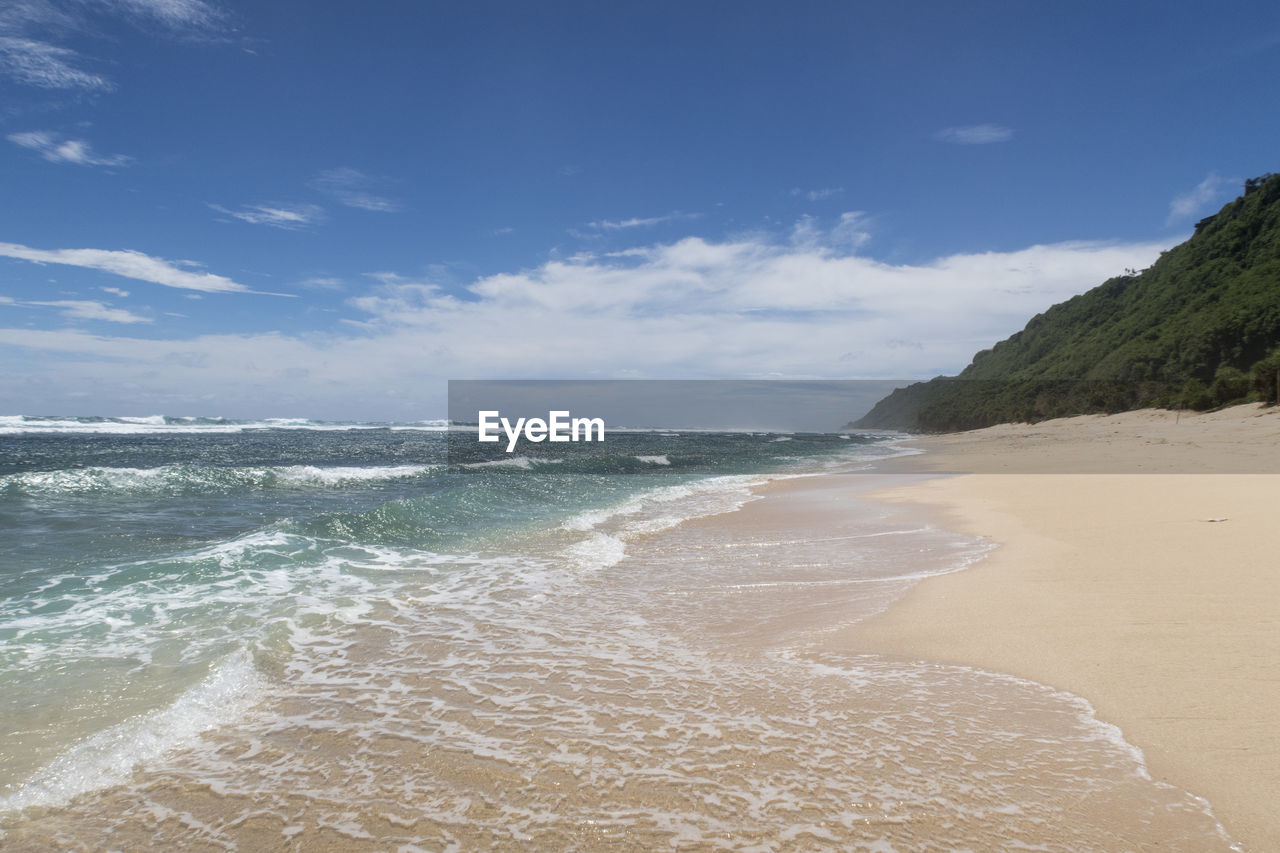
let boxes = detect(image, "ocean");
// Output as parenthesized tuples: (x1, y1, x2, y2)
(0, 416, 1235, 849)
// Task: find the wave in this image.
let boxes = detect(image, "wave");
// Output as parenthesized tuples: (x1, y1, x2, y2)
(559, 473, 770, 570)
(460, 456, 537, 470)
(0, 651, 265, 814)
(0, 415, 448, 435)
(634, 455, 670, 465)
(1, 464, 438, 497)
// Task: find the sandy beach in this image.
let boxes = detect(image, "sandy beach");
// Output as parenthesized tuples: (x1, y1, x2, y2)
(841, 404, 1280, 850)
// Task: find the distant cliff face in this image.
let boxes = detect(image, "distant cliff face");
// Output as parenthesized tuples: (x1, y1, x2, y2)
(857, 174, 1280, 432)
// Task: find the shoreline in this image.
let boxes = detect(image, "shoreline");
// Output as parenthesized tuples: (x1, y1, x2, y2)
(838, 405, 1280, 851)
(0, 417, 1267, 849)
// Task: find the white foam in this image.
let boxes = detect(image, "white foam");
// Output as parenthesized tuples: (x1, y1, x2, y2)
(561, 531, 629, 571)
(1, 464, 435, 495)
(461, 456, 534, 469)
(270, 465, 434, 486)
(0, 415, 448, 435)
(0, 651, 265, 814)
(634, 455, 670, 465)
(558, 474, 769, 570)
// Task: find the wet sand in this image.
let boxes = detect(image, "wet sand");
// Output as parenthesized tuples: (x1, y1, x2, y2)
(839, 404, 1280, 851)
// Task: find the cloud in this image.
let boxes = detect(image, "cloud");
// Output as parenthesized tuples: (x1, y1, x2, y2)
(109, 0, 223, 29)
(8, 130, 133, 167)
(791, 211, 872, 251)
(587, 212, 700, 230)
(831, 211, 873, 249)
(936, 124, 1015, 144)
(310, 168, 400, 213)
(0, 35, 112, 90)
(1167, 172, 1231, 224)
(791, 187, 844, 201)
(0, 221, 1175, 418)
(0, 241, 252, 292)
(99, 286, 130, 297)
(298, 276, 344, 290)
(27, 299, 151, 323)
(209, 203, 325, 230)
(0, 0, 223, 91)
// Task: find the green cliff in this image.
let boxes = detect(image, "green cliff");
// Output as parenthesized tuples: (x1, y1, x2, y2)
(857, 174, 1280, 432)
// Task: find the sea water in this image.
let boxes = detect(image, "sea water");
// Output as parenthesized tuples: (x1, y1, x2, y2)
(0, 417, 1236, 849)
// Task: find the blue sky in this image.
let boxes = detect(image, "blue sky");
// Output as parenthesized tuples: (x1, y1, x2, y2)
(3, 0, 1279, 418)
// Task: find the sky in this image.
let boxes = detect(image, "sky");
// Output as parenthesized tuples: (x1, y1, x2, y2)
(2, 0, 1279, 419)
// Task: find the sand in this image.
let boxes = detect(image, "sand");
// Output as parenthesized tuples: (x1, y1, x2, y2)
(840, 404, 1280, 851)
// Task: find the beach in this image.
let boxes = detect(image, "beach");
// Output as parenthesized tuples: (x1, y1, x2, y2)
(0, 419, 1244, 850)
(838, 404, 1280, 850)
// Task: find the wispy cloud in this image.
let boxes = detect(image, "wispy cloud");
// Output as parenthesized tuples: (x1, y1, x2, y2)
(27, 299, 152, 324)
(0, 36, 112, 90)
(587, 212, 700, 230)
(109, 0, 224, 29)
(298, 276, 344, 290)
(790, 186, 844, 201)
(832, 211, 873, 249)
(0, 241, 252, 292)
(936, 124, 1015, 144)
(1167, 172, 1231, 224)
(209, 202, 325, 230)
(0, 0, 224, 91)
(790, 211, 873, 252)
(310, 168, 400, 213)
(100, 286, 130, 297)
(8, 130, 133, 167)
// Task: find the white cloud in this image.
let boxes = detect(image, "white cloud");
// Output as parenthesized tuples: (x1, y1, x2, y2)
(298, 276, 344, 290)
(936, 124, 1015, 144)
(0, 241, 252, 292)
(588, 212, 699, 230)
(0, 0, 223, 90)
(0, 35, 111, 90)
(310, 168, 400, 213)
(109, 0, 222, 29)
(831, 212, 872, 249)
(100, 286, 130, 297)
(0, 222, 1175, 418)
(791, 187, 844, 201)
(8, 130, 133, 167)
(790, 212, 872, 251)
(209, 203, 325, 230)
(27, 299, 151, 323)
(1167, 172, 1231, 223)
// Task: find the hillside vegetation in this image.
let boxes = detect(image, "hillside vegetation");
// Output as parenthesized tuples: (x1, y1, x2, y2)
(857, 174, 1280, 432)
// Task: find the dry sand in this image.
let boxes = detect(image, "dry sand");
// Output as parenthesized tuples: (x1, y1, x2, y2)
(842, 404, 1280, 850)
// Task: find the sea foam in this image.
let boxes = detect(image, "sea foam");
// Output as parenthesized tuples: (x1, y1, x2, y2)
(0, 651, 264, 814)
